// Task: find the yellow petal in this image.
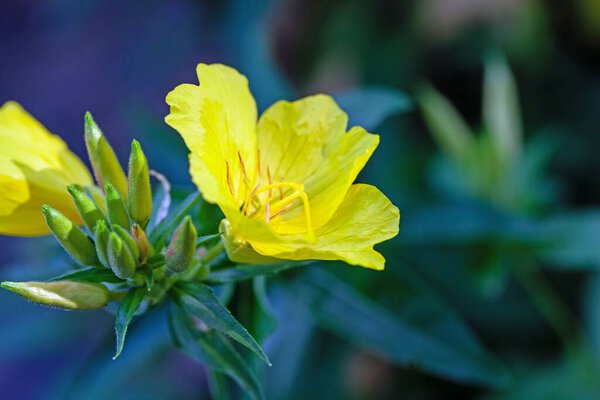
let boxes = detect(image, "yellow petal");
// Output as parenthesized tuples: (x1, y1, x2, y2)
(256, 95, 379, 234)
(251, 184, 400, 270)
(0, 102, 92, 236)
(165, 64, 258, 209)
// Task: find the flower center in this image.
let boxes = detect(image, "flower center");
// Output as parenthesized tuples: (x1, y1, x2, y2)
(225, 150, 314, 238)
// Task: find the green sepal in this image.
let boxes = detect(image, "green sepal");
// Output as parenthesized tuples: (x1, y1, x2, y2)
(165, 216, 197, 272)
(113, 225, 140, 263)
(67, 184, 107, 233)
(105, 182, 130, 229)
(107, 232, 136, 279)
(84, 112, 128, 198)
(94, 220, 110, 268)
(42, 205, 98, 266)
(127, 140, 152, 227)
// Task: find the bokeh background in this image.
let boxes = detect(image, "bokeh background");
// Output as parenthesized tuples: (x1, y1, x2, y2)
(3, 0, 600, 399)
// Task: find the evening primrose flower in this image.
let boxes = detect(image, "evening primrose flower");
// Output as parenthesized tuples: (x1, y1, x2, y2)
(166, 64, 399, 270)
(0, 102, 93, 236)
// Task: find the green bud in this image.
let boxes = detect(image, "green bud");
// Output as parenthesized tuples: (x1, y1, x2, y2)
(113, 224, 140, 262)
(165, 216, 197, 272)
(67, 184, 107, 233)
(105, 183, 130, 229)
(1, 281, 110, 310)
(84, 112, 128, 199)
(107, 232, 137, 279)
(132, 223, 153, 262)
(94, 220, 110, 268)
(127, 140, 152, 227)
(42, 205, 98, 266)
(88, 185, 108, 214)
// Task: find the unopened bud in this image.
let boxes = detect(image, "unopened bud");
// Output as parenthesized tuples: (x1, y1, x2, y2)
(42, 205, 98, 266)
(113, 224, 140, 262)
(94, 220, 110, 268)
(67, 184, 107, 233)
(165, 216, 197, 272)
(1, 281, 110, 310)
(84, 112, 128, 198)
(107, 232, 137, 279)
(131, 224, 153, 262)
(105, 183, 130, 229)
(127, 140, 152, 227)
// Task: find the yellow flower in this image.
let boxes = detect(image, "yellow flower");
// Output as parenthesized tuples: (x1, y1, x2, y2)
(166, 64, 399, 270)
(0, 102, 93, 236)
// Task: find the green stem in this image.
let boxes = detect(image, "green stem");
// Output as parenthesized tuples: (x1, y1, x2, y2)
(512, 263, 580, 356)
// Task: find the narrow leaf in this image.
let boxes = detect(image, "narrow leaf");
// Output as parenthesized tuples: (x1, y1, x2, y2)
(483, 51, 522, 164)
(197, 232, 222, 246)
(113, 287, 146, 359)
(48, 267, 123, 284)
(334, 87, 412, 130)
(416, 83, 475, 162)
(207, 261, 311, 284)
(294, 268, 510, 388)
(170, 282, 271, 365)
(169, 305, 264, 400)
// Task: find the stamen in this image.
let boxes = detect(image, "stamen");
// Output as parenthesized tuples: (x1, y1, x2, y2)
(225, 161, 234, 196)
(242, 184, 259, 215)
(237, 150, 248, 186)
(269, 202, 293, 220)
(246, 182, 314, 239)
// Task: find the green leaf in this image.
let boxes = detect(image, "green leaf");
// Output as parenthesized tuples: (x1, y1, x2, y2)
(293, 268, 510, 388)
(207, 261, 311, 284)
(416, 83, 475, 162)
(169, 305, 264, 400)
(197, 232, 222, 246)
(334, 87, 412, 130)
(113, 287, 146, 360)
(537, 211, 600, 270)
(169, 282, 271, 365)
(48, 267, 123, 284)
(398, 202, 541, 247)
(148, 192, 202, 250)
(483, 51, 522, 165)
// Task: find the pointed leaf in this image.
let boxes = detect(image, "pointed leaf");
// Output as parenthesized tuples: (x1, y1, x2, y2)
(169, 282, 270, 365)
(207, 261, 312, 284)
(49, 267, 123, 284)
(113, 287, 146, 359)
(293, 268, 510, 388)
(334, 86, 412, 130)
(169, 305, 264, 400)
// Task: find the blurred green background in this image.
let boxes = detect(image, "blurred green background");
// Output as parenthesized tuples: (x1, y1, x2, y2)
(3, 0, 600, 399)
